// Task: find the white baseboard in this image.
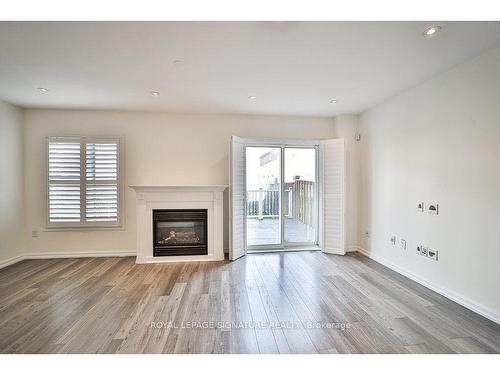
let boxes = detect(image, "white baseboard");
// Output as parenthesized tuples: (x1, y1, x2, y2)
(356, 247, 500, 325)
(23, 250, 136, 259)
(0, 250, 136, 269)
(0, 254, 25, 270)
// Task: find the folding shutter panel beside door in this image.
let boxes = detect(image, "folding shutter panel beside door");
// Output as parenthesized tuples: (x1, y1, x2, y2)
(320, 138, 346, 255)
(229, 136, 246, 260)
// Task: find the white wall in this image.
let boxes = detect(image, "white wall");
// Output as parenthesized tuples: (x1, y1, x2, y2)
(23, 110, 334, 255)
(359, 45, 500, 322)
(0, 100, 24, 265)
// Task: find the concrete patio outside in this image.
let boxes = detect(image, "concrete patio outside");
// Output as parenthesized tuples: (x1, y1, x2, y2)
(246, 217, 316, 246)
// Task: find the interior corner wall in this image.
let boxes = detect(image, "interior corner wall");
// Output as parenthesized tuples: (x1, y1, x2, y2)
(359, 45, 500, 322)
(22, 110, 335, 256)
(0, 100, 24, 266)
(333, 114, 361, 251)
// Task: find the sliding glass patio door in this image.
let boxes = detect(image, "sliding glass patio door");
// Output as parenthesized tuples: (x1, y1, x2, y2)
(283, 147, 318, 245)
(245, 147, 282, 247)
(245, 145, 318, 250)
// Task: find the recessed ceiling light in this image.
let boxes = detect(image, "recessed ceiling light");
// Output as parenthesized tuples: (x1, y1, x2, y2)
(248, 95, 257, 100)
(330, 99, 339, 104)
(37, 87, 49, 93)
(423, 25, 442, 37)
(151, 91, 160, 97)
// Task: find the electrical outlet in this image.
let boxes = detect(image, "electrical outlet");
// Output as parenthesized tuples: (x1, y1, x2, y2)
(416, 245, 422, 254)
(417, 202, 424, 212)
(427, 203, 439, 215)
(400, 239, 407, 250)
(428, 249, 438, 261)
(365, 230, 370, 239)
(390, 236, 397, 245)
(421, 246, 428, 257)
(32, 230, 38, 238)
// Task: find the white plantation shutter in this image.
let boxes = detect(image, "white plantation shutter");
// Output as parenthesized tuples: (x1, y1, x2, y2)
(229, 136, 246, 260)
(48, 140, 81, 222)
(47, 137, 121, 227)
(85, 142, 119, 222)
(320, 139, 346, 255)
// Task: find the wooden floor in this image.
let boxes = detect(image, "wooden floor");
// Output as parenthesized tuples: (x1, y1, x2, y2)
(0, 251, 499, 354)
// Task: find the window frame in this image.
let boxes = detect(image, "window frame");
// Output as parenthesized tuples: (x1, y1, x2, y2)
(45, 136, 124, 230)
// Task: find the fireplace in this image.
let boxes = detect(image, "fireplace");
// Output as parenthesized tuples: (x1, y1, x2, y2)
(131, 185, 225, 263)
(152, 209, 208, 256)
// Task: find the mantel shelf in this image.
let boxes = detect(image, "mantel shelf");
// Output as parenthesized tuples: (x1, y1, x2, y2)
(129, 185, 227, 193)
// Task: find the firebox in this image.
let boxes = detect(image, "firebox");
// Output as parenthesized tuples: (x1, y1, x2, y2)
(152, 209, 208, 256)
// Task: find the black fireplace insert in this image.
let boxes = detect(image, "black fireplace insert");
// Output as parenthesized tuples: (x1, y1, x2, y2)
(152, 209, 208, 256)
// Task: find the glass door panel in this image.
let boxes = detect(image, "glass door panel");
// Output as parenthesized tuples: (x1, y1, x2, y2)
(246, 147, 281, 247)
(284, 147, 317, 244)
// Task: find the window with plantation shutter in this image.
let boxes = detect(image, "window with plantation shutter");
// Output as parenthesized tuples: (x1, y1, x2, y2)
(47, 137, 122, 228)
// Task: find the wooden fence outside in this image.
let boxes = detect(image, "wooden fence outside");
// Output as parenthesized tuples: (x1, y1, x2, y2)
(287, 180, 315, 226)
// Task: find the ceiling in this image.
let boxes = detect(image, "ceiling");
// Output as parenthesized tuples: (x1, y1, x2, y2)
(1, 21, 500, 117)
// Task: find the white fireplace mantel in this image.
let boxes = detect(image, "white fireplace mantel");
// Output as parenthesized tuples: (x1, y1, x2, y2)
(130, 185, 227, 264)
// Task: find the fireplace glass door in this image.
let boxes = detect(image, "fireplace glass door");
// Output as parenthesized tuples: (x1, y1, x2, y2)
(153, 209, 208, 256)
